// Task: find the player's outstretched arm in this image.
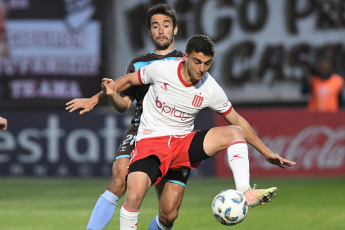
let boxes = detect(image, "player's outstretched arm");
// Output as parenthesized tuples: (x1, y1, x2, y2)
(109, 94, 133, 113)
(65, 91, 107, 115)
(102, 72, 140, 94)
(223, 109, 296, 168)
(0, 116, 8, 131)
(101, 72, 140, 113)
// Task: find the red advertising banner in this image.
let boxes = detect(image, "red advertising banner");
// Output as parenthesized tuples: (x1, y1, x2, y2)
(215, 108, 345, 177)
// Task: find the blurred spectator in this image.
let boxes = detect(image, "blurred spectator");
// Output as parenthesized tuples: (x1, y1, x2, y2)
(302, 59, 344, 112)
(0, 116, 7, 130)
(0, 0, 9, 57)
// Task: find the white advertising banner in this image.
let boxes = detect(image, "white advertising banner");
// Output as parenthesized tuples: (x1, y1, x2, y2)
(112, 0, 345, 103)
(0, 0, 101, 103)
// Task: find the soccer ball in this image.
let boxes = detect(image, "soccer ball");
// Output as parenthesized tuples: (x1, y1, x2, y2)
(211, 189, 249, 226)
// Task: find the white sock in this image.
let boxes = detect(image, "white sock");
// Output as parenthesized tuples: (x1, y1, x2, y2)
(119, 205, 139, 230)
(227, 141, 251, 194)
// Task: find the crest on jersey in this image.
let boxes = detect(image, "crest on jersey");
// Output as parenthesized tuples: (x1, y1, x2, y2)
(192, 94, 204, 108)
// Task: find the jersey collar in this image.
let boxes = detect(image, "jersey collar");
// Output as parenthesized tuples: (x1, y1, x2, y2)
(151, 48, 177, 55)
(178, 61, 200, 87)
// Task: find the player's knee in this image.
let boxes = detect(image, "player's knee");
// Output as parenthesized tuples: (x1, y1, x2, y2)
(107, 162, 128, 196)
(107, 175, 126, 195)
(124, 190, 144, 209)
(225, 125, 244, 142)
(211, 126, 244, 149)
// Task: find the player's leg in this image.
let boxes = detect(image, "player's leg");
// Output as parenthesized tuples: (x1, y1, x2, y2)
(86, 132, 136, 230)
(190, 127, 277, 208)
(204, 127, 277, 207)
(107, 157, 130, 197)
(148, 169, 190, 230)
(120, 156, 161, 229)
(87, 158, 129, 230)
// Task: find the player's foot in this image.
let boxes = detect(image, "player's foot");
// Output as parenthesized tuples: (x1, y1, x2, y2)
(243, 185, 277, 208)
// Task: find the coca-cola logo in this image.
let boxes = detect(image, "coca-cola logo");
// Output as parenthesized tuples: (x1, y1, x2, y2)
(249, 126, 345, 170)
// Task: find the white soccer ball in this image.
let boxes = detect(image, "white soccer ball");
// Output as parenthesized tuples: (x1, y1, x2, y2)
(211, 189, 249, 226)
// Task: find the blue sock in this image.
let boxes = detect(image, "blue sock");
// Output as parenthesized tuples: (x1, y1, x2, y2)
(148, 214, 173, 230)
(86, 190, 119, 230)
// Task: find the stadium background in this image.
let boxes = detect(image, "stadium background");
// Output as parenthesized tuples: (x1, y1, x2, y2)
(1, 0, 344, 178)
(1, 1, 345, 229)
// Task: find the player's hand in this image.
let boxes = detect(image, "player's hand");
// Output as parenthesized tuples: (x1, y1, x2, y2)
(101, 78, 116, 96)
(0, 117, 8, 131)
(65, 98, 95, 115)
(265, 153, 296, 169)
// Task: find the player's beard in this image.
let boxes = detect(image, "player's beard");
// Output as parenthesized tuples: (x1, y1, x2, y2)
(153, 36, 174, 51)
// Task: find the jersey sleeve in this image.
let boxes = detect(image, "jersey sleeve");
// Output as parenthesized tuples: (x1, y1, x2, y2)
(209, 81, 232, 115)
(138, 61, 161, 84)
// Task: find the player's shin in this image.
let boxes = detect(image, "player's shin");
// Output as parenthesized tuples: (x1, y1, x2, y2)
(120, 205, 139, 230)
(227, 141, 251, 194)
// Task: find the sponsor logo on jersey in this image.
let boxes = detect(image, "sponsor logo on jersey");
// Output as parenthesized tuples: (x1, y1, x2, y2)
(155, 96, 190, 121)
(161, 83, 169, 91)
(143, 129, 153, 135)
(192, 94, 204, 108)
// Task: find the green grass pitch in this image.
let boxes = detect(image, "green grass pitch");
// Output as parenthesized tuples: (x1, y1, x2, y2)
(0, 177, 344, 230)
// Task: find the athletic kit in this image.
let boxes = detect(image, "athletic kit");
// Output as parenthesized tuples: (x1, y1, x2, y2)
(129, 60, 232, 184)
(115, 49, 191, 186)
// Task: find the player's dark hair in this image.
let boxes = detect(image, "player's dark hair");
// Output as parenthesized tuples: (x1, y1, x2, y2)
(146, 3, 177, 30)
(186, 34, 215, 57)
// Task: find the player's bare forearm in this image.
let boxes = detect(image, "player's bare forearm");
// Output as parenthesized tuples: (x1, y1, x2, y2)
(102, 72, 140, 96)
(223, 110, 296, 168)
(95, 90, 108, 102)
(101, 73, 138, 113)
(114, 72, 141, 92)
(110, 94, 133, 113)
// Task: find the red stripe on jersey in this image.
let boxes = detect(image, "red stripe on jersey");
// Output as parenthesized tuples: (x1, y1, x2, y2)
(220, 105, 233, 116)
(138, 70, 144, 85)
